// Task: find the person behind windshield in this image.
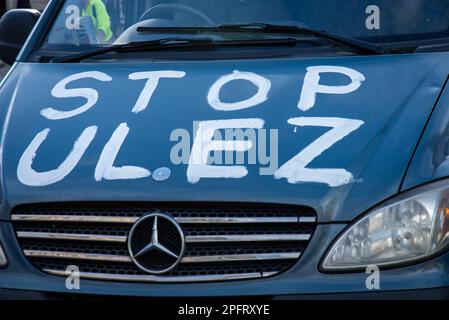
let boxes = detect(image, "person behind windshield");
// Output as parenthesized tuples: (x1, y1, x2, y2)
(82, 0, 113, 42)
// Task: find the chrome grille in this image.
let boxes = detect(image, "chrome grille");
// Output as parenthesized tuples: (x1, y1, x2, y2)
(11, 202, 316, 283)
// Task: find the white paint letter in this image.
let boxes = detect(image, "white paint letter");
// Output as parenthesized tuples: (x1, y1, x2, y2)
(17, 126, 97, 187)
(95, 123, 151, 181)
(208, 70, 271, 111)
(274, 117, 364, 187)
(41, 71, 112, 120)
(366, 5, 381, 30)
(298, 66, 365, 111)
(187, 119, 264, 183)
(129, 71, 186, 114)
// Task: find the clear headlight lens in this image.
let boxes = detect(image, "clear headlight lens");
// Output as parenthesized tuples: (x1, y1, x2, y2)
(0, 243, 7, 268)
(322, 182, 449, 271)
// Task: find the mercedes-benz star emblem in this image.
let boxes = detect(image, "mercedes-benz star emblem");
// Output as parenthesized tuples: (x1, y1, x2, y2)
(128, 213, 185, 274)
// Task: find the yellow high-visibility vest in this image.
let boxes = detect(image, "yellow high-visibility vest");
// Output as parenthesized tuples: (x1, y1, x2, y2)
(82, 0, 113, 42)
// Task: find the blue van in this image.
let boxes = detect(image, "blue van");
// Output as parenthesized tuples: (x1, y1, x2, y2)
(0, 0, 449, 299)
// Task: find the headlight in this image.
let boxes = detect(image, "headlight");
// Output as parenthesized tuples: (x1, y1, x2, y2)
(322, 181, 449, 271)
(0, 243, 7, 268)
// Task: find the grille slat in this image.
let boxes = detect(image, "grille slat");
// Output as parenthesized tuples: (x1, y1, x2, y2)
(12, 215, 315, 224)
(43, 269, 264, 283)
(181, 252, 301, 263)
(17, 232, 311, 243)
(23, 250, 300, 263)
(12, 202, 317, 283)
(17, 231, 127, 243)
(24, 250, 132, 262)
(185, 234, 311, 243)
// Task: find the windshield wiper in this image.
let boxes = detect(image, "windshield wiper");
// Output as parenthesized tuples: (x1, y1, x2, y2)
(50, 36, 299, 63)
(137, 23, 394, 55)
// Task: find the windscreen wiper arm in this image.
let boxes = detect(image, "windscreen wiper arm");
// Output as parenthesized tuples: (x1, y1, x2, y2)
(138, 23, 394, 55)
(50, 36, 298, 63)
(218, 23, 392, 55)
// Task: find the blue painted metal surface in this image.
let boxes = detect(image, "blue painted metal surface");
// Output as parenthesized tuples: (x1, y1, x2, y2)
(0, 55, 448, 223)
(1, 0, 449, 297)
(402, 77, 449, 191)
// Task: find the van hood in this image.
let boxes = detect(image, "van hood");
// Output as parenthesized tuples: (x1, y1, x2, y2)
(1, 53, 449, 222)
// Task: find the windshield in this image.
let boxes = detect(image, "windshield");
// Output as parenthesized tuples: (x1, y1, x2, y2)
(40, 0, 449, 54)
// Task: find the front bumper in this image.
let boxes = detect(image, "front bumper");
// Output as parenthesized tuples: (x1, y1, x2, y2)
(1, 287, 449, 300)
(1, 221, 449, 298)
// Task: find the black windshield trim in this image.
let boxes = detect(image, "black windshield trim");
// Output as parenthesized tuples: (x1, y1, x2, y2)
(32, 44, 362, 63)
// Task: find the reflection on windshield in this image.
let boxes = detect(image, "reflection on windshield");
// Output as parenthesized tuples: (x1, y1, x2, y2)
(42, 0, 449, 51)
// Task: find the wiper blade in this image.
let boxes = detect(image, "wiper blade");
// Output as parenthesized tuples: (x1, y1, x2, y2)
(51, 36, 298, 63)
(51, 37, 213, 63)
(138, 23, 394, 55)
(218, 23, 399, 55)
(414, 42, 449, 53)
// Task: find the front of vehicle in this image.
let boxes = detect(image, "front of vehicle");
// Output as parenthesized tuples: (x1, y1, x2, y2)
(0, 0, 449, 299)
